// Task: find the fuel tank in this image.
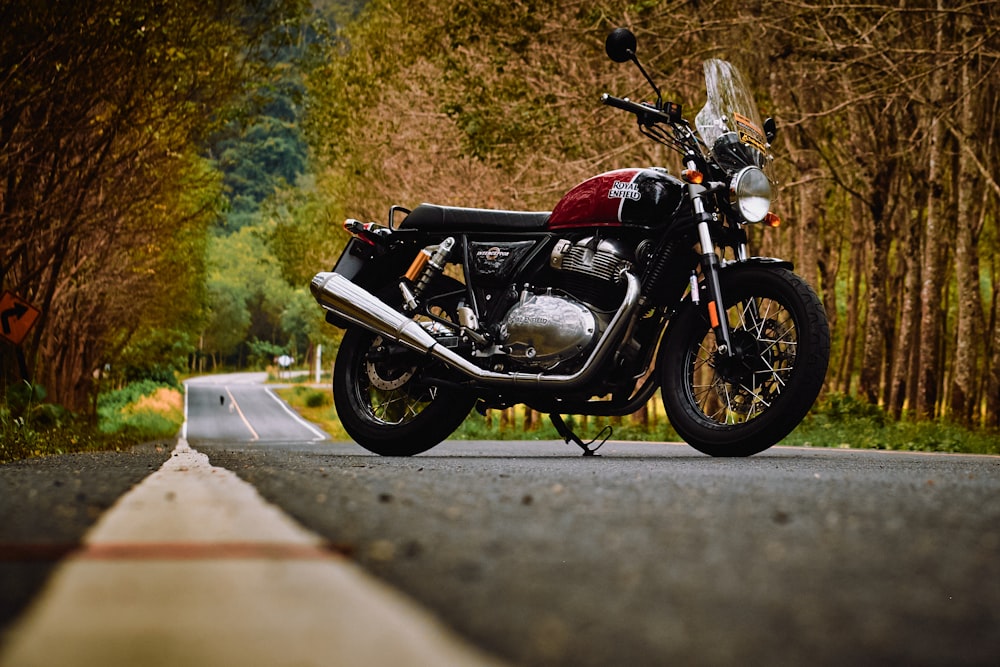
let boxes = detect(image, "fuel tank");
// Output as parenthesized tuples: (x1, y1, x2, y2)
(546, 167, 684, 230)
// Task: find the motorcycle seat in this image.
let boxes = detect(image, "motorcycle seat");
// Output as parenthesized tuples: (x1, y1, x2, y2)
(401, 203, 551, 231)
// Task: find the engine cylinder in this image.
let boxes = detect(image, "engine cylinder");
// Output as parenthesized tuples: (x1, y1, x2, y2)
(550, 236, 635, 310)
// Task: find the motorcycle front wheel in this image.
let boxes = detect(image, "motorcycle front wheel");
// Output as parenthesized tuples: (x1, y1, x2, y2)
(333, 280, 476, 456)
(660, 266, 830, 457)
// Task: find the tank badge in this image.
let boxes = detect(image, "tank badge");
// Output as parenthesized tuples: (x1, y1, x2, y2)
(608, 180, 641, 201)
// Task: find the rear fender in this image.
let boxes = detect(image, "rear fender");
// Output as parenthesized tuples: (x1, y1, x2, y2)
(324, 240, 414, 329)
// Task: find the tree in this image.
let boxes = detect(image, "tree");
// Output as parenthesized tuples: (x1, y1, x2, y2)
(303, 0, 999, 428)
(0, 0, 309, 411)
(201, 227, 295, 367)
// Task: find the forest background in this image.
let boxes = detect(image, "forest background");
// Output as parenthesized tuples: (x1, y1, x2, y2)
(2, 0, 999, 459)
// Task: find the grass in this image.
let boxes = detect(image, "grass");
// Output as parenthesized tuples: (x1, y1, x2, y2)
(1, 380, 185, 464)
(3, 380, 995, 464)
(273, 385, 683, 443)
(783, 393, 1000, 455)
(274, 386, 1000, 456)
(273, 385, 350, 440)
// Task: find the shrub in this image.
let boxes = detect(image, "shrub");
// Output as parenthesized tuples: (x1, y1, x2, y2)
(304, 389, 330, 408)
(98, 382, 184, 438)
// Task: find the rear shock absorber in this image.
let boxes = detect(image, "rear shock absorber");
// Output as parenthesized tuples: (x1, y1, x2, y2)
(400, 237, 455, 311)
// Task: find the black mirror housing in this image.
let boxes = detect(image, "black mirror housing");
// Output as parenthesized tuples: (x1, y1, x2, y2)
(764, 117, 778, 143)
(605, 28, 637, 63)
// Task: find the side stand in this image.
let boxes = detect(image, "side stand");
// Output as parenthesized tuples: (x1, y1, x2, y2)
(549, 413, 611, 457)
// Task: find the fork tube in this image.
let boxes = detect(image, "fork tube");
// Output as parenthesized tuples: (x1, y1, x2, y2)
(690, 184, 734, 357)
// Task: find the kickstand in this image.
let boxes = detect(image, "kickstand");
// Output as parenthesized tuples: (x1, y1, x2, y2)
(549, 413, 611, 457)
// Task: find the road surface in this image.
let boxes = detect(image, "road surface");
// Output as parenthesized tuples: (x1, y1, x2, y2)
(2, 373, 998, 666)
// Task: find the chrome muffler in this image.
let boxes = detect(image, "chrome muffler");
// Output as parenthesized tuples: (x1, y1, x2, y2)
(310, 271, 641, 389)
(310, 272, 440, 354)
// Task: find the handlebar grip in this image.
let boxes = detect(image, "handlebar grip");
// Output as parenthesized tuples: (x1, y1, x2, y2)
(601, 93, 640, 113)
(601, 94, 681, 125)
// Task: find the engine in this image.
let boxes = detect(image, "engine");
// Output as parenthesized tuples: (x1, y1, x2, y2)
(550, 236, 636, 309)
(499, 236, 635, 371)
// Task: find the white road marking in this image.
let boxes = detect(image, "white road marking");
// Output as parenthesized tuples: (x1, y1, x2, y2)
(225, 386, 260, 441)
(264, 386, 329, 441)
(0, 439, 506, 667)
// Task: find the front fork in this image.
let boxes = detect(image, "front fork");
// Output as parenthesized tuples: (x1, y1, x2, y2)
(687, 169, 736, 358)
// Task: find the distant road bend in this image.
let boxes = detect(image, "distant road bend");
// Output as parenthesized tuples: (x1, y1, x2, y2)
(184, 373, 328, 443)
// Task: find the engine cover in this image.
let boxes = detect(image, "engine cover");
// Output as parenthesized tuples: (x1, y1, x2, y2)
(501, 292, 597, 369)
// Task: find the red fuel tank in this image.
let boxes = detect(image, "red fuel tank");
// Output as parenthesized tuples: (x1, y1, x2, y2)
(546, 167, 685, 230)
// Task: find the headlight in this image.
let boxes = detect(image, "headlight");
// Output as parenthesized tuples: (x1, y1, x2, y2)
(730, 166, 771, 223)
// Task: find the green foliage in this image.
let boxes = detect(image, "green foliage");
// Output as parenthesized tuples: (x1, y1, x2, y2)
(0, 410, 126, 465)
(452, 410, 681, 442)
(202, 227, 294, 363)
(0, 0, 313, 410)
(262, 186, 345, 286)
(97, 380, 175, 413)
(783, 394, 999, 455)
(1, 380, 180, 463)
(275, 386, 995, 456)
(818, 393, 890, 428)
(247, 338, 289, 369)
(212, 107, 309, 234)
(303, 388, 331, 408)
(194, 3, 344, 371)
(97, 381, 184, 438)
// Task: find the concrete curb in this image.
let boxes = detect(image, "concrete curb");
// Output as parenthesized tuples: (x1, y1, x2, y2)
(0, 439, 506, 667)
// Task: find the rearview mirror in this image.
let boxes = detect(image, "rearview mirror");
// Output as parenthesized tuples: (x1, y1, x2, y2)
(764, 117, 778, 143)
(605, 28, 637, 63)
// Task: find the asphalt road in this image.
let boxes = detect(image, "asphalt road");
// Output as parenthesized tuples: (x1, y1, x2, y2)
(185, 372, 327, 442)
(189, 377, 1000, 667)
(0, 443, 171, 630)
(3, 374, 999, 666)
(194, 439, 1000, 667)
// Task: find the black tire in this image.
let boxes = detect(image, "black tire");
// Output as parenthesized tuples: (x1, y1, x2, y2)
(660, 266, 830, 456)
(332, 280, 477, 456)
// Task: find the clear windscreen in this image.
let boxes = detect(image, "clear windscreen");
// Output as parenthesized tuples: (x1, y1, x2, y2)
(695, 59, 770, 171)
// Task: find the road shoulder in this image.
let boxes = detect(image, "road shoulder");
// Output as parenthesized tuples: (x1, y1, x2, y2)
(0, 439, 506, 667)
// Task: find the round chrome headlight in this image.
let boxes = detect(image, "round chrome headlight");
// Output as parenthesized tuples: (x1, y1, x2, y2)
(730, 166, 771, 223)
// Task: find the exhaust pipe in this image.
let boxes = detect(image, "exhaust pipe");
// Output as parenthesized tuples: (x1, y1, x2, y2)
(310, 271, 641, 389)
(310, 272, 441, 354)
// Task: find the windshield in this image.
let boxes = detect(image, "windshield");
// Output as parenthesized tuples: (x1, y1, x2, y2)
(694, 59, 770, 172)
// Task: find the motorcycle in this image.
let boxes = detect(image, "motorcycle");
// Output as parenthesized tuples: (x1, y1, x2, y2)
(310, 28, 830, 457)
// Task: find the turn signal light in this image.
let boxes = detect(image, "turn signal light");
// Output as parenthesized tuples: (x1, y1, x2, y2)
(764, 212, 781, 228)
(681, 168, 704, 184)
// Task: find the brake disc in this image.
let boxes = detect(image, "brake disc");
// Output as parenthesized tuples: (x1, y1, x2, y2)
(364, 336, 417, 390)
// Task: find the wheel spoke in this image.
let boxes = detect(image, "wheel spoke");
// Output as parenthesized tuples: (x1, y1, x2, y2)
(689, 294, 800, 425)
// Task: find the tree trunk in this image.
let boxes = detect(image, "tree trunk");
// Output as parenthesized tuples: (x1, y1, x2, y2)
(948, 15, 986, 426)
(858, 145, 895, 405)
(837, 197, 866, 394)
(988, 271, 1000, 428)
(888, 207, 921, 419)
(916, 8, 948, 420)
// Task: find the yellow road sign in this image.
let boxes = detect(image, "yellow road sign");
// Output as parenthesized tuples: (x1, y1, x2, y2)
(0, 291, 41, 346)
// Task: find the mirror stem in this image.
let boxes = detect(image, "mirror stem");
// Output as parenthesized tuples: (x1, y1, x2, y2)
(630, 53, 663, 110)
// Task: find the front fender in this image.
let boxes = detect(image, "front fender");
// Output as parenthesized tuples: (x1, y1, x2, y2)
(668, 256, 796, 322)
(724, 256, 794, 272)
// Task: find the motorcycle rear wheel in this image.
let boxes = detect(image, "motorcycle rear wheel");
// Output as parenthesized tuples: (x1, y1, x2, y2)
(333, 280, 476, 456)
(660, 266, 830, 457)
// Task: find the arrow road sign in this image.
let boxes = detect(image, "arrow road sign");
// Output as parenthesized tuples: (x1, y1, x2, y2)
(0, 291, 41, 346)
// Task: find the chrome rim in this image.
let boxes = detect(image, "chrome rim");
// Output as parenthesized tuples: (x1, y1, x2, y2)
(688, 296, 798, 424)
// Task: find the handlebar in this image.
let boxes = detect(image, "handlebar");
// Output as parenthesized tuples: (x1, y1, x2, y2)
(601, 94, 683, 126)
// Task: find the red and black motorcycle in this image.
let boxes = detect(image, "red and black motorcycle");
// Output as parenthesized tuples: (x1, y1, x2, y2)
(311, 28, 830, 456)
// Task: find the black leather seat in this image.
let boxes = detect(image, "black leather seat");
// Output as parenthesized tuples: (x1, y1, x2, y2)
(400, 203, 551, 232)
